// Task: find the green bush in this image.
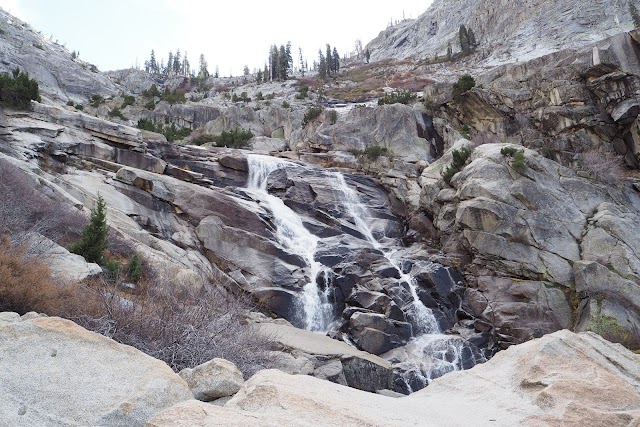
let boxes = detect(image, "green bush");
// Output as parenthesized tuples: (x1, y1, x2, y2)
(128, 253, 142, 282)
(89, 95, 104, 108)
(142, 84, 161, 98)
(378, 90, 417, 105)
(213, 128, 254, 149)
(282, 100, 290, 109)
(452, 74, 476, 103)
(295, 86, 309, 99)
(75, 104, 84, 111)
(232, 92, 251, 103)
(108, 107, 126, 120)
(328, 109, 337, 125)
(363, 145, 388, 160)
(0, 68, 41, 110)
(160, 88, 186, 104)
(501, 146, 528, 171)
(442, 147, 472, 184)
(302, 106, 324, 127)
(103, 258, 121, 282)
(66, 100, 75, 106)
(256, 91, 264, 101)
(137, 118, 191, 142)
(121, 95, 135, 108)
(70, 194, 108, 264)
(144, 100, 155, 110)
(191, 134, 216, 145)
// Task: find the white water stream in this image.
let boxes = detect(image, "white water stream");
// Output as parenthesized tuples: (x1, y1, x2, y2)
(246, 155, 333, 331)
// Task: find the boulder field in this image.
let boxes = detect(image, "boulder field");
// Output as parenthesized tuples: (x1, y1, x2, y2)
(2, 312, 638, 427)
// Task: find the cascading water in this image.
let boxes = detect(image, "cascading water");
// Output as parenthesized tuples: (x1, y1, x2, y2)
(332, 173, 439, 334)
(331, 172, 484, 390)
(246, 155, 333, 331)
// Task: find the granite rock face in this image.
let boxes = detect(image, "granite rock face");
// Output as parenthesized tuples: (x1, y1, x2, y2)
(368, 0, 633, 65)
(0, 9, 118, 102)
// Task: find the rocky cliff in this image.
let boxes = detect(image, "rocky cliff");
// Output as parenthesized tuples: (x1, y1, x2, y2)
(0, 8, 118, 102)
(367, 0, 634, 65)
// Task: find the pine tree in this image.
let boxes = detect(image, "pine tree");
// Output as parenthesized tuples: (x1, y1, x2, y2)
(447, 43, 453, 61)
(167, 51, 173, 75)
(198, 54, 209, 79)
(285, 41, 293, 72)
(150, 50, 158, 73)
(256, 69, 263, 84)
(269, 45, 279, 81)
(299, 47, 305, 76)
(332, 47, 340, 73)
(318, 50, 327, 79)
(173, 49, 181, 75)
(365, 48, 371, 63)
(263, 63, 269, 82)
(459, 25, 470, 54)
(278, 44, 288, 80)
(70, 193, 108, 264)
(182, 52, 190, 77)
(326, 44, 332, 77)
(214, 65, 219, 78)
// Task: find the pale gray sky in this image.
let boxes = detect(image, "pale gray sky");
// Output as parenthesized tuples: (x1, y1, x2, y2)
(0, 0, 434, 75)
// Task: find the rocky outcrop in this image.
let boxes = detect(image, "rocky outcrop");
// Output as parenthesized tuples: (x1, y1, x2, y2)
(147, 330, 640, 427)
(429, 30, 640, 169)
(420, 143, 640, 346)
(0, 313, 192, 427)
(0, 8, 118, 102)
(367, 0, 633, 65)
(179, 358, 244, 402)
(290, 104, 434, 161)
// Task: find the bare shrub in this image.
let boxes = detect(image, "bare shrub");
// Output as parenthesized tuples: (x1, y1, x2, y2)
(579, 148, 625, 185)
(73, 273, 275, 377)
(0, 158, 84, 247)
(0, 236, 80, 315)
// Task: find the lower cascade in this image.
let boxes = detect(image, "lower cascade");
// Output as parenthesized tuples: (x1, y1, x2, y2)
(245, 154, 487, 392)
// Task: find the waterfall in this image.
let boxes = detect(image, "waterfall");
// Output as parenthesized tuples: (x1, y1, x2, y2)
(331, 172, 439, 335)
(331, 172, 484, 387)
(246, 155, 333, 331)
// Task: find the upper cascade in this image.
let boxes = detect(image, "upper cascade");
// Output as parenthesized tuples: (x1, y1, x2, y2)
(367, 0, 634, 65)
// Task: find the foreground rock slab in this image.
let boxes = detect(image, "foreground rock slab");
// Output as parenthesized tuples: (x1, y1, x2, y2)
(0, 314, 192, 427)
(147, 330, 640, 426)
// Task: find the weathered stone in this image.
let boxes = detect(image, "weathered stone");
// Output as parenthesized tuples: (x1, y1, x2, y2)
(179, 358, 244, 402)
(0, 316, 192, 427)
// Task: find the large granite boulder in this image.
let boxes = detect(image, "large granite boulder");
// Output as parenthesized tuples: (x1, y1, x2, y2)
(179, 358, 244, 402)
(0, 313, 192, 427)
(146, 330, 640, 426)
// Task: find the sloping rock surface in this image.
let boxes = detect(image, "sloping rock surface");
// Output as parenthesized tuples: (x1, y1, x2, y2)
(147, 330, 640, 427)
(368, 0, 632, 65)
(0, 313, 192, 427)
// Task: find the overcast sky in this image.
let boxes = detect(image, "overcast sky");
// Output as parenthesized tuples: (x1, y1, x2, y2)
(0, 0, 434, 75)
